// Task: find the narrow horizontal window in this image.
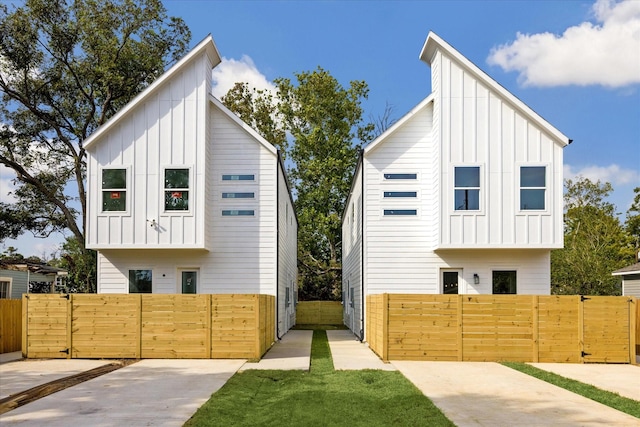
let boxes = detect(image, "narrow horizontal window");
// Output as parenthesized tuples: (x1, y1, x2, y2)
(222, 174, 255, 181)
(222, 192, 255, 199)
(384, 191, 417, 198)
(222, 210, 255, 216)
(384, 173, 417, 180)
(384, 209, 417, 216)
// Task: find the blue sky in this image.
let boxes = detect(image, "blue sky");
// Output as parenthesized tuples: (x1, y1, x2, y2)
(2, 0, 639, 257)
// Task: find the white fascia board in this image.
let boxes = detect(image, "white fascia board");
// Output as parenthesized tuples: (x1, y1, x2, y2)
(84, 34, 221, 150)
(420, 31, 570, 147)
(209, 95, 278, 155)
(364, 94, 434, 155)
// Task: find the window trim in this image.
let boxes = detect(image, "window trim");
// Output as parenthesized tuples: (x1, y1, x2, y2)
(383, 172, 418, 181)
(162, 166, 193, 215)
(221, 173, 256, 182)
(517, 163, 550, 214)
(452, 164, 484, 214)
(441, 269, 462, 295)
(222, 192, 255, 199)
(0, 277, 12, 299)
(383, 191, 418, 198)
(100, 166, 130, 215)
(222, 209, 256, 217)
(383, 209, 418, 216)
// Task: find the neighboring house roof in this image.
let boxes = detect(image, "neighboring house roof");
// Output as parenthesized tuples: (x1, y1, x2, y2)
(419, 31, 570, 147)
(84, 34, 221, 150)
(612, 262, 640, 276)
(0, 260, 68, 276)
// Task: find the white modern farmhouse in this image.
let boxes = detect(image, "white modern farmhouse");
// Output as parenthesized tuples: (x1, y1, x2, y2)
(84, 35, 298, 335)
(342, 32, 570, 338)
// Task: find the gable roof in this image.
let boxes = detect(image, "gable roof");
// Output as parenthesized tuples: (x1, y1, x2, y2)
(612, 262, 640, 276)
(209, 95, 277, 155)
(84, 34, 221, 150)
(420, 32, 570, 147)
(364, 94, 434, 154)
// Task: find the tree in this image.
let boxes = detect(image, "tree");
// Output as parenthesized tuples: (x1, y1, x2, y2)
(0, 0, 190, 253)
(52, 236, 96, 293)
(551, 178, 635, 295)
(625, 186, 640, 250)
(223, 67, 373, 300)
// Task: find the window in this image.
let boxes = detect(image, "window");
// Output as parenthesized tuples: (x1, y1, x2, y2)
(102, 169, 126, 212)
(164, 168, 189, 211)
(349, 286, 355, 308)
(454, 167, 480, 210)
(222, 210, 255, 216)
(384, 191, 417, 198)
(492, 270, 516, 294)
(0, 278, 11, 299)
(222, 174, 254, 181)
(384, 209, 417, 216)
(285, 287, 291, 308)
(129, 270, 152, 293)
(384, 173, 417, 180)
(222, 192, 254, 199)
(520, 166, 546, 210)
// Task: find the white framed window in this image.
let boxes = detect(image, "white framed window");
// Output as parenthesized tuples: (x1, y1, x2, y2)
(0, 277, 12, 299)
(519, 166, 547, 211)
(384, 173, 417, 180)
(222, 209, 255, 216)
(454, 166, 481, 211)
(384, 191, 417, 198)
(384, 209, 417, 216)
(441, 269, 462, 295)
(222, 192, 254, 199)
(101, 167, 128, 212)
(163, 167, 190, 212)
(222, 174, 255, 181)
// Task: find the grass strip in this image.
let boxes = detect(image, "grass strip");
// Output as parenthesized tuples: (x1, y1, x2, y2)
(185, 331, 454, 427)
(502, 362, 640, 419)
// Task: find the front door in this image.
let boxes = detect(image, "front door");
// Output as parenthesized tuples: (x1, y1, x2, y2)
(442, 270, 460, 294)
(181, 270, 197, 294)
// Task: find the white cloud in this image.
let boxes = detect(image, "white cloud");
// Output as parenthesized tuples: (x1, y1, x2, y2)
(211, 55, 277, 99)
(564, 163, 640, 186)
(0, 164, 17, 204)
(487, 0, 640, 88)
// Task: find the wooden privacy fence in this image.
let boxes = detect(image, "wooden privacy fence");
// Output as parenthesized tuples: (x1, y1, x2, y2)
(296, 301, 343, 325)
(22, 294, 275, 359)
(0, 299, 22, 353)
(367, 294, 637, 364)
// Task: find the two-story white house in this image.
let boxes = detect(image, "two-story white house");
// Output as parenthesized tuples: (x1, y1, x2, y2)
(84, 35, 298, 336)
(342, 32, 569, 339)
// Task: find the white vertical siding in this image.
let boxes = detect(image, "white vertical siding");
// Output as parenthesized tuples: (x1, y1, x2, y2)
(435, 53, 563, 248)
(277, 162, 298, 335)
(87, 53, 210, 249)
(342, 163, 363, 336)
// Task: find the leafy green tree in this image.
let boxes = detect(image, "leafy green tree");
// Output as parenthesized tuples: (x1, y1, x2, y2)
(625, 186, 640, 250)
(551, 178, 634, 295)
(221, 82, 287, 155)
(51, 237, 96, 293)
(223, 68, 373, 300)
(0, 0, 190, 252)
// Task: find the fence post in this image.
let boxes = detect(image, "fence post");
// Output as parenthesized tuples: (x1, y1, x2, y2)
(382, 293, 389, 362)
(457, 294, 463, 361)
(630, 297, 637, 365)
(136, 294, 142, 359)
(21, 295, 28, 358)
(67, 295, 73, 359)
(578, 296, 585, 364)
(532, 295, 539, 363)
(206, 294, 212, 359)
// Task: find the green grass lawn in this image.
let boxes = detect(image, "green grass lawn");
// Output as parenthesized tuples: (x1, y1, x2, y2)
(185, 330, 454, 427)
(502, 362, 640, 419)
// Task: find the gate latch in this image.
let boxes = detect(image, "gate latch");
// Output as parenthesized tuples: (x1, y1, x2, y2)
(580, 295, 591, 302)
(581, 351, 591, 357)
(60, 348, 69, 354)
(60, 294, 70, 300)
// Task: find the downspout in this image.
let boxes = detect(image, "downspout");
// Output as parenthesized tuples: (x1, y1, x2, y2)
(359, 149, 365, 342)
(276, 150, 281, 340)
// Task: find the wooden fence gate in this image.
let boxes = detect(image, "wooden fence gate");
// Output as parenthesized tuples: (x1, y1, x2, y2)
(582, 296, 631, 363)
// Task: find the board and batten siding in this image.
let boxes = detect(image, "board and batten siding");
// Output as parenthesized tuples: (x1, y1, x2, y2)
(432, 50, 563, 249)
(277, 163, 298, 334)
(342, 162, 363, 335)
(86, 51, 212, 249)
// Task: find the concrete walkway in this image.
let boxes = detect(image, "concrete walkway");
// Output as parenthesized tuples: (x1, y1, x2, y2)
(0, 359, 245, 427)
(393, 361, 640, 427)
(326, 330, 395, 370)
(0, 351, 22, 364)
(241, 330, 312, 370)
(531, 363, 640, 402)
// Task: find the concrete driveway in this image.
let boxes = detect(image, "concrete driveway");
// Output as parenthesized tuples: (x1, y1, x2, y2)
(393, 361, 640, 427)
(0, 359, 245, 426)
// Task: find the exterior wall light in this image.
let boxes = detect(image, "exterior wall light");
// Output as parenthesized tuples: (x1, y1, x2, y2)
(473, 274, 480, 285)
